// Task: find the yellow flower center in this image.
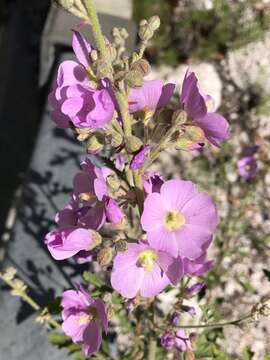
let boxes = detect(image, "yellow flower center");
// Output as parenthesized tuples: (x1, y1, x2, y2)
(137, 250, 158, 272)
(78, 313, 91, 325)
(164, 210, 186, 231)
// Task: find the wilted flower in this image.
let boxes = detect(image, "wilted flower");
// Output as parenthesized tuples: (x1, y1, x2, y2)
(180, 69, 229, 147)
(111, 241, 183, 298)
(141, 180, 218, 259)
(161, 332, 175, 349)
(61, 287, 108, 356)
(183, 252, 213, 276)
(143, 171, 164, 194)
(130, 144, 152, 170)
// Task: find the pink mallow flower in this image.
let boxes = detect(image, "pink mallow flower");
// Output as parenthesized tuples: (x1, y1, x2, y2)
(48, 31, 115, 129)
(183, 251, 213, 276)
(45, 228, 97, 260)
(61, 287, 108, 357)
(129, 80, 175, 117)
(180, 69, 229, 147)
(237, 146, 258, 179)
(141, 180, 218, 260)
(111, 242, 183, 298)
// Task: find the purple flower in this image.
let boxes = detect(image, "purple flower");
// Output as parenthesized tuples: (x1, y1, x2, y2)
(171, 312, 181, 326)
(45, 228, 96, 260)
(61, 287, 108, 356)
(183, 252, 213, 276)
(129, 80, 175, 116)
(186, 282, 205, 297)
(175, 329, 192, 352)
(161, 333, 175, 349)
(141, 180, 218, 260)
(111, 241, 183, 298)
(48, 31, 115, 129)
(180, 69, 229, 147)
(237, 148, 258, 179)
(143, 171, 164, 194)
(105, 197, 124, 225)
(130, 144, 152, 170)
(114, 153, 126, 171)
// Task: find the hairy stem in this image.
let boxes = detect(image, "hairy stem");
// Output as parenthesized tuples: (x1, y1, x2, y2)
(83, 0, 109, 61)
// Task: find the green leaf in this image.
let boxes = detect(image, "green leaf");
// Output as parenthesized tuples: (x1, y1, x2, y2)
(48, 333, 71, 347)
(83, 271, 105, 288)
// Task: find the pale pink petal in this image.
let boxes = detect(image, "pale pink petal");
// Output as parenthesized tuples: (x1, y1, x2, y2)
(140, 264, 169, 297)
(147, 228, 178, 257)
(141, 193, 166, 231)
(160, 180, 199, 211)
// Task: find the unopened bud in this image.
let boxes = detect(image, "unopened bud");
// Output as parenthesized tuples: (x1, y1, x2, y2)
(94, 59, 111, 79)
(131, 59, 151, 77)
(138, 21, 154, 42)
(106, 43, 117, 62)
(110, 130, 123, 148)
(125, 70, 144, 88)
(90, 49, 98, 62)
(125, 135, 143, 153)
(107, 173, 120, 193)
(148, 16, 161, 31)
(86, 133, 104, 154)
(75, 128, 92, 141)
(120, 28, 129, 39)
(115, 240, 128, 252)
(91, 231, 102, 249)
(172, 110, 187, 125)
(97, 247, 113, 266)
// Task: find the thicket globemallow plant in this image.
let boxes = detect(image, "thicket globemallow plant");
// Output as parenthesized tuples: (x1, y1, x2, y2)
(2, 1, 269, 359)
(44, 1, 231, 356)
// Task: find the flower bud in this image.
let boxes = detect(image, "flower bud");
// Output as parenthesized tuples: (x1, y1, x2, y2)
(125, 70, 144, 88)
(90, 49, 98, 62)
(86, 133, 104, 154)
(125, 135, 144, 153)
(172, 110, 187, 125)
(176, 126, 205, 151)
(75, 128, 92, 141)
(171, 311, 181, 326)
(161, 333, 175, 349)
(115, 239, 128, 252)
(91, 231, 102, 249)
(148, 16, 161, 31)
(97, 247, 113, 266)
(131, 59, 151, 77)
(106, 173, 120, 193)
(138, 20, 154, 42)
(185, 282, 205, 298)
(94, 59, 111, 79)
(110, 130, 123, 148)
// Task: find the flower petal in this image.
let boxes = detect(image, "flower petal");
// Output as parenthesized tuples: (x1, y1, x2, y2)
(72, 30, 92, 67)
